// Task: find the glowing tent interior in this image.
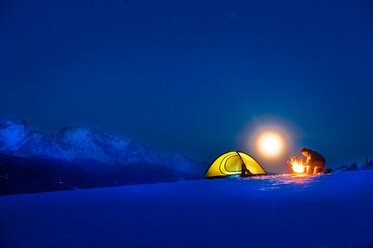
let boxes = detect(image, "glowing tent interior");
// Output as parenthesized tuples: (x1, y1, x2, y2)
(205, 151, 266, 178)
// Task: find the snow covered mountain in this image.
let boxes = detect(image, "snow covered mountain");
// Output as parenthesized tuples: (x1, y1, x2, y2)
(0, 120, 206, 194)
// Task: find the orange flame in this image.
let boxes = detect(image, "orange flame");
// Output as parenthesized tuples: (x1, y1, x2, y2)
(288, 157, 306, 174)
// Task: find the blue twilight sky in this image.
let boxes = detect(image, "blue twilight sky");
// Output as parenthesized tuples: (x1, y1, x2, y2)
(0, 0, 372, 168)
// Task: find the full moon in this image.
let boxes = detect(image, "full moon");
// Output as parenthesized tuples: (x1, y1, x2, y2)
(256, 131, 284, 158)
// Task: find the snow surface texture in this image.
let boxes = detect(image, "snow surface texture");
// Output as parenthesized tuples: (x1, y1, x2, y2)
(1, 171, 373, 248)
(0, 120, 205, 175)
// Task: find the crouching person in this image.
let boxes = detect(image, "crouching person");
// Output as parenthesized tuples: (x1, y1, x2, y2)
(241, 163, 252, 177)
(301, 148, 326, 174)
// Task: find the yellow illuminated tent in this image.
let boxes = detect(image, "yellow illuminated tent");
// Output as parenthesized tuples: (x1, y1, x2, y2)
(205, 151, 266, 178)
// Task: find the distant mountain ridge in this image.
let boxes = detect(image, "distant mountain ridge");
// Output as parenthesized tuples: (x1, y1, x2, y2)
(0, 119, 206, 195)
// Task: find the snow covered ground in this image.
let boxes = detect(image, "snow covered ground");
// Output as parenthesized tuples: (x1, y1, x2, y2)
(1, 171, 373, 248)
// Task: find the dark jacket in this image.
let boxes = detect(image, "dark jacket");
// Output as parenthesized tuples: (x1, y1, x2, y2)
(308, 150, 326, 163)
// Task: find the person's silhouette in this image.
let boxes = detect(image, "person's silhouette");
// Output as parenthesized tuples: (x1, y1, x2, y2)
(241, 163, 252, 177)
(301, 148, 326, 174)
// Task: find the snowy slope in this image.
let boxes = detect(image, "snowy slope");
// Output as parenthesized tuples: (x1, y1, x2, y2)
(1, 171, 373, 248)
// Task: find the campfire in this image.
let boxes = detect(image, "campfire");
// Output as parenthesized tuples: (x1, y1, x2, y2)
(288, 157, 307, 174)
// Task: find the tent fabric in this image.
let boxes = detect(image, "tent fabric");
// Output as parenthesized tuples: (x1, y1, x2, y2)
(205, 151, 266, 178)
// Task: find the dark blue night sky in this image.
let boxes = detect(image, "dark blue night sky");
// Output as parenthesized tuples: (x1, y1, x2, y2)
(1, 0, 372, 167)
